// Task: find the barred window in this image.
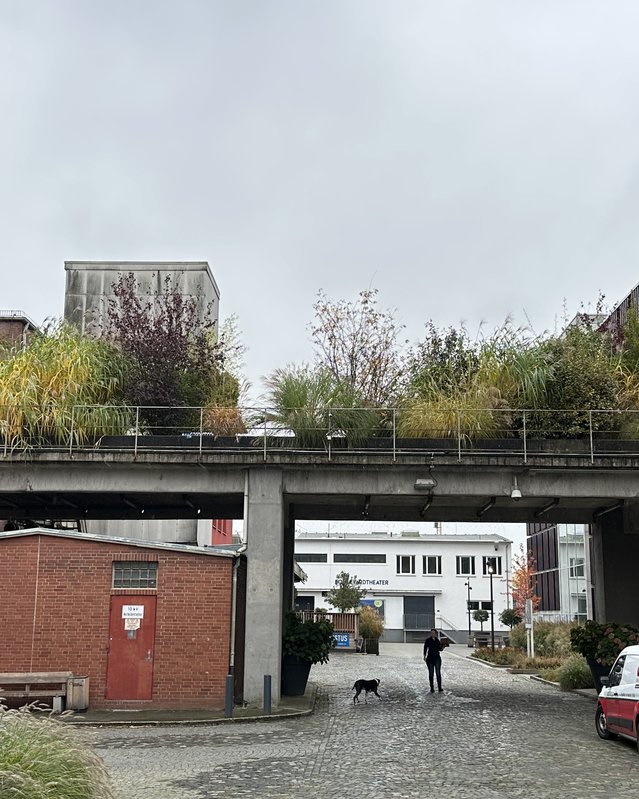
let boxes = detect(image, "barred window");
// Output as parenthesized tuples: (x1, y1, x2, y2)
(113, 561, 158, 589)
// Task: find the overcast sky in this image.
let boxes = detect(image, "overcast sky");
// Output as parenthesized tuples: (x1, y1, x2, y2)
(3, 1, 639, 395)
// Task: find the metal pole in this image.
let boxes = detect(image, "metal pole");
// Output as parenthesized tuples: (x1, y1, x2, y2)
(134, 406, 140, 458)
(327, 411, 332, 462)
(589, 410, 594, 464)
(263, 674, 272, 715)
(522, 411, 527, 464)
(465, 580, 472, 643)
(392, 408, 396, 463)
(457, 410, 462, 462)
(69, 406, 75, 457)
(489, 570, 495, 651)
(224, 674, 234, 718)
(199, 407, 204, 457)
(263, 409, 267, 462)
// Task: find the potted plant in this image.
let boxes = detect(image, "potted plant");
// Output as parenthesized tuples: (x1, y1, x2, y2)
(281, 611, 335, 696)
(570, 620, 639, 691)
(358, 605, 384, 656)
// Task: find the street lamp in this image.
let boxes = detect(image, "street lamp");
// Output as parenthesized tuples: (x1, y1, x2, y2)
(464, 580, 472, 641)
(488, 566, 495, 651)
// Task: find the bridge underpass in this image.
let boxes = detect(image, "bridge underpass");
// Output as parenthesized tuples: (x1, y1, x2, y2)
(1, 446, 638, 702)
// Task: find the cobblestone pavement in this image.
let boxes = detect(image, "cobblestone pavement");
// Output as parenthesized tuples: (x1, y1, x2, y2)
(92, 645, 639, 798)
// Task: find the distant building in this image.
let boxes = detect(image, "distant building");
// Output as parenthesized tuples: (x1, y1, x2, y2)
(598, 279, 639, 345)
(0, 309, 38, 349)
(64, 261, 220, 335)
(294, 529, 513, 643)
(527, 522, 592, 622)
(63, 260, 222, 546)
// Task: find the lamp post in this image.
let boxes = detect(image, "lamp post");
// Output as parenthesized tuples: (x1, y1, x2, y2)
(488, 566, 495, 651)
(464, 580, 472, 641)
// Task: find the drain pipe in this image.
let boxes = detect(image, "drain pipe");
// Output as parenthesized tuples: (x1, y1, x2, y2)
(226, 536, 248, 717)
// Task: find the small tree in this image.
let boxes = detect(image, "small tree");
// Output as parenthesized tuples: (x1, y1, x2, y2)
(310, 288, 406, 406)
(324, 571, 366, 612)
(511, 545, 541, 618)
(473, 609, 489, 631)
(499, 608, 523, 629)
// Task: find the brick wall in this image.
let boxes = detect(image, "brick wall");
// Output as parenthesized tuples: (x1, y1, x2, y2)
(0, 535, 234, 710)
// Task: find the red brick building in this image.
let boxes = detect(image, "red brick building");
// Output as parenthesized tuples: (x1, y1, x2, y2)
(0, 310, 38, 349)
(0, 529, 246, 710)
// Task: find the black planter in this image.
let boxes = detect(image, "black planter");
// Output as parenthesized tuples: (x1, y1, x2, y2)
(281, 656, 312, 696)
(361, 638, 380, 656)
(586, 657, 610, 693)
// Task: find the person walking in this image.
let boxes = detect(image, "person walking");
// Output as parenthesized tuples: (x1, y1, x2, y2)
(423, 628, 444, 693)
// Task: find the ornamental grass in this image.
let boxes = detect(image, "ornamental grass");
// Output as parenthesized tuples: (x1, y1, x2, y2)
(0, 702, 113, 799)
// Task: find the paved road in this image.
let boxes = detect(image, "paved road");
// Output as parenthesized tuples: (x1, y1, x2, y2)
(92, 644, 639, 798)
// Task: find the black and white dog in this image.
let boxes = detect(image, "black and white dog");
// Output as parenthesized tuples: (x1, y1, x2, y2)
(352, 678, 381, 704)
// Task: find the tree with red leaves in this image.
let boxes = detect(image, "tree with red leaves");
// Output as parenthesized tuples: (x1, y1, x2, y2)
(511, 545, 540, 617)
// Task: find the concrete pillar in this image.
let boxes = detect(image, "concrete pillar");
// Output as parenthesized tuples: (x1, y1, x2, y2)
(243, 469, 285, 704)
(593, 507, 639, 626)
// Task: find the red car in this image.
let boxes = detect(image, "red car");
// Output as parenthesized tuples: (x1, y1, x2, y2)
(596, 644, 639, 752)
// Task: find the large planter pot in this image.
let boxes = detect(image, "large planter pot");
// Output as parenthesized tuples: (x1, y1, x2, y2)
(361, 638, 380, 656)
(281, 656, 312, 696)
(586, 657, 611, 693)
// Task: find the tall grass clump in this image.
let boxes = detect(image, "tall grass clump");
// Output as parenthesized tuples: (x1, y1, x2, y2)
(264, 365, 381, 447)
(0, 322, 130, 449)
(557, 655, 595, 691)
(0, 702, 113, 798)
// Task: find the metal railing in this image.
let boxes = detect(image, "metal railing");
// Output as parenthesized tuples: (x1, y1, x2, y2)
(3, 403, 639, 462)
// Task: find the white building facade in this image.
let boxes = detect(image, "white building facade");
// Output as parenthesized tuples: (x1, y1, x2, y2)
(295, 531, 513, 643)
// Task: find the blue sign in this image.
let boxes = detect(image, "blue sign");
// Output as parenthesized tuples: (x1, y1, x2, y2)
(333, 633, 350, 648)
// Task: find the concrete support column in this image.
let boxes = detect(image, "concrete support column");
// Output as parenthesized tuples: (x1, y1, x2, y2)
(593, 506, 639, 626)
(243, 469, 285, 704)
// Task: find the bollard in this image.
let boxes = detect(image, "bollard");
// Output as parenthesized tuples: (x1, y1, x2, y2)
(224, 674, 234, 718)
(263, 674, 272, 715)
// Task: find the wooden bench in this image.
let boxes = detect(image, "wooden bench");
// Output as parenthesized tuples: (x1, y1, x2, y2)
(0, 672, 74, 713)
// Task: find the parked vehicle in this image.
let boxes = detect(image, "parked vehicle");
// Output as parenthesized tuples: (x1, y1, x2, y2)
(595, 644, 639, 752)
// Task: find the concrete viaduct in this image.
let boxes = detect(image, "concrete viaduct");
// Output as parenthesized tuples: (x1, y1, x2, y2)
(1, 444, 638, 702)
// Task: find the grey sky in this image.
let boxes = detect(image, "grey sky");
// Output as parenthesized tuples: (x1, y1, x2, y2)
(3, 1, 639, 395)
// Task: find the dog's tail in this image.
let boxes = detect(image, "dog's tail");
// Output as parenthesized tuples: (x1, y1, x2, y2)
(352, 682, 357, 691)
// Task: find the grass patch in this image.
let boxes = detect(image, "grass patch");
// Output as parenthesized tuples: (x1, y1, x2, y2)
(0, 702, 113, 799)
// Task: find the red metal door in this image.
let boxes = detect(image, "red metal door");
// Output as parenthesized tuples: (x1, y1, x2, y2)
(106, 596, 157, 700)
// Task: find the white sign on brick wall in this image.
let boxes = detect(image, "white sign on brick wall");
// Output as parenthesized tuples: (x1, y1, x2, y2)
(121, 605, 145, 619)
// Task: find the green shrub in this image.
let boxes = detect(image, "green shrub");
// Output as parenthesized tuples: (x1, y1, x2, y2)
(471, 647, 520, 665)
(558, 655, 595, 691)
(518, 656, 562, 670)
(508, 623, 527, 651)
(537, 666, 561, 683)
(535, 622, 575, 657)
(0, 702, 113, 799)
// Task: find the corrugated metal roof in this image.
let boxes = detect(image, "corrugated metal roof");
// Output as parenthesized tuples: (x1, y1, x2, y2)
(0, 527, 237, 558)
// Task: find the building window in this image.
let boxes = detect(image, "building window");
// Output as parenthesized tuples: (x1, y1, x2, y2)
(483, 556, 502, 576)
(334, 553, 386, 563)
(296, 553, 328, 563)
(569, 558, 585, 578)
(456, 555, 475, 576)
(469, 600, 492, 611)
(112, 561, 158, 589)
(396, 555, 416, 575)
(423, 556, 442, 575)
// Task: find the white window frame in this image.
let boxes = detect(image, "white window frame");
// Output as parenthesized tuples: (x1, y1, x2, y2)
(482, 556, 502, 576)
(569, 557, 585, 578)
(423, 555, 442, 575)
(396, 554, 416, 575)
(456, 555, 475, 576)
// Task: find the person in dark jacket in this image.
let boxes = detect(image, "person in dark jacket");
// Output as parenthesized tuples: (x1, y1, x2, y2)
(423, 628, 445, 693)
